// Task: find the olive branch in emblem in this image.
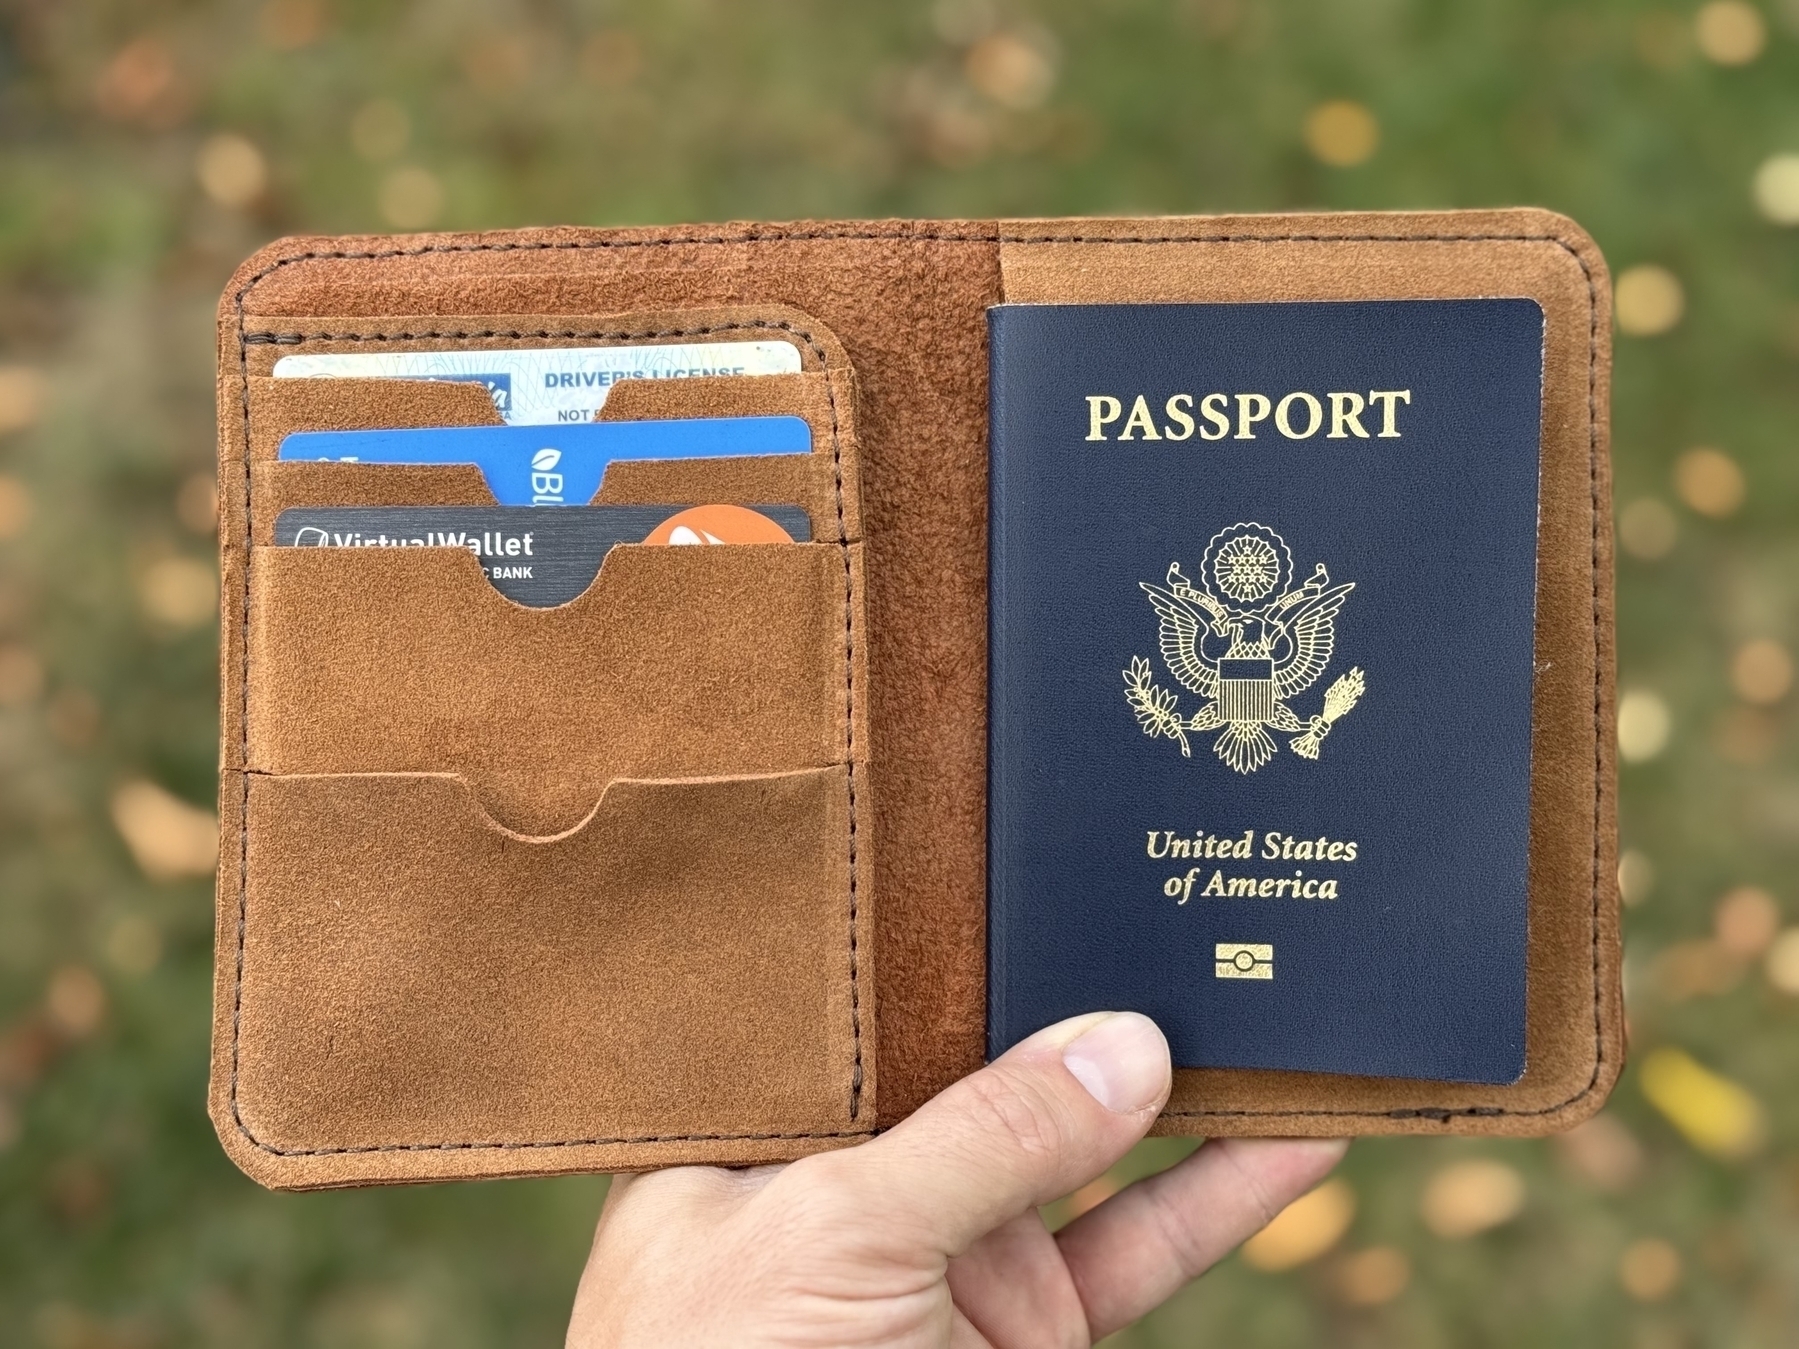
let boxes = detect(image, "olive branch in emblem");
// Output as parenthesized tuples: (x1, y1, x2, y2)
(1123, 655, 1222, 758)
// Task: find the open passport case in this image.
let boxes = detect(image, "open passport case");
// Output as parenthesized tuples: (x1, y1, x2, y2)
(211, 210, 1622, 1190)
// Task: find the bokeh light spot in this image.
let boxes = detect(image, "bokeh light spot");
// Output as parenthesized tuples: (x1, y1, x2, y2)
(0, 367, 48, 435)
(1695, 0, 1767, 64)
(1731, 638, 1792, 704)
(1305, 100, 1379, 167)
(110, 780, 219, 880)
(176, 473, 218, 536)
(1618, 497, 1678, 559)
(1420, 1160, 1524, 1238)
(196, 134, 268, 209)
(379, 167, 445, 230)
(1674, 446, 1745, 517)
(1617, 689, 1672, 763)
(1618, 849, 1656, 906)
(137, 556, 216, 629)
(1619, 1237, 1682, 1300)
(0, 645, 44, 707)
(1715, 885, 1780, 957)
(1753, 153, 1799, 225)
(966, 30, 1059, 111)
(1554, 1113, 1646, 1190)
(1764, 928, 1799, 994)
(1241, 1178, 1356, 1270)
(1333, 1245, 1410, 1306)
(1615, 265, 1684, 336)
(94, 38, 179, 123)
(45, 966, 106, 1039)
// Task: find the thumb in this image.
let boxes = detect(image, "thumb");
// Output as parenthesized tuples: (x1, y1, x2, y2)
(810, 1012, 1171, 1257)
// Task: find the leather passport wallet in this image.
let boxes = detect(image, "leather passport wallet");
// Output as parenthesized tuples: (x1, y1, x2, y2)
(210, 210, 1620, 1189)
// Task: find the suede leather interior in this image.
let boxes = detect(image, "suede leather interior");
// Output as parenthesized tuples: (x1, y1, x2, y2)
(212, 212, 1618, 1189)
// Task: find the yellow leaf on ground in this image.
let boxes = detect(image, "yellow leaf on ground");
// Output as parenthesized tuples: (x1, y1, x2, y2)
(1639, 1046, 1767, 1160)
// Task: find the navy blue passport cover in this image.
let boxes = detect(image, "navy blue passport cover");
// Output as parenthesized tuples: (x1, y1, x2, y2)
(987, 300, 1543, 1085)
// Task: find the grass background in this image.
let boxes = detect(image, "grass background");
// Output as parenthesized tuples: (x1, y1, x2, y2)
(1, 0, 1797, 1344)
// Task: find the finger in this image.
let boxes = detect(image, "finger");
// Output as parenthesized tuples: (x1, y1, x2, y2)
(950, 1306, 997, 1349)
(802, 1011, 1171, 1257)
(946, 1210, 1086, 1349)
(1057, 1136, 1348, 1340)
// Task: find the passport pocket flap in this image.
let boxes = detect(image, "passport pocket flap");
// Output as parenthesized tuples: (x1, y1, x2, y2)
(216, 765, 872, 1189)
(596, 371, 861, 542)
(245, 541, 860, 836)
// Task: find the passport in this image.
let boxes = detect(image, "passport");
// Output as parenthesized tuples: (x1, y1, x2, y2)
(987, 300, 1545, 1085)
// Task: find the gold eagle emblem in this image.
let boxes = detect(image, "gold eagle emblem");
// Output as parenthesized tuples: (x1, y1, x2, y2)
(1124, 522, 1365, 774)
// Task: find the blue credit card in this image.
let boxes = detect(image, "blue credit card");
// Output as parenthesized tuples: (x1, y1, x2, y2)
(276, 416, 812, 506)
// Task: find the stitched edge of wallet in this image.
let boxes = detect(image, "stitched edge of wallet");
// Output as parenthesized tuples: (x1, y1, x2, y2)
(220, 220, 1608, 1153)
(228, 312, 865, 1157)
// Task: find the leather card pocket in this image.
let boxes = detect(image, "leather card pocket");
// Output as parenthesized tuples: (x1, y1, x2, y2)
(221, 297, 872, 1184)
(247, 540, 859, 835)
(229, 767, 870, 1158)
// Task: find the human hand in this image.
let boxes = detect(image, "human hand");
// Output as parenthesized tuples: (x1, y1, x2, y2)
(568, 1011, 1345, 1348)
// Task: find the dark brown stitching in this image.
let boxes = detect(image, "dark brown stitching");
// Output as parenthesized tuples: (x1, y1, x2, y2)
(821, 371, 865, 1122)
(223, 224, 1610, 1150)
(243, 322, 838, 345)
(229, 309, 864, 1153)
(224, 227, 1595, 266)
(230, 264, 255, 1165)
(245, 1127, 874, 1159)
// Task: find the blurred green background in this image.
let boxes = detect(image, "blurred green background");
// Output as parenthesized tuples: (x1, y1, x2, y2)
(1, 0, 1796, 1344)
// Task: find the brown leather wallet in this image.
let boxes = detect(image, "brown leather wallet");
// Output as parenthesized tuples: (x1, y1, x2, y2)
(210, 210, 1620, 1190)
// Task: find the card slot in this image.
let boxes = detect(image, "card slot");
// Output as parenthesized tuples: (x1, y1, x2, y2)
(223, 765, 871, 1180)
(238, 304, 843, 379)
(240, 375, 505, 540)
(596, 371, 861, 541)
(247, 541, 860, 836)
(243, 375, 502, 460)
(250, 462, 497, 543)
(593, 456, 846, 543)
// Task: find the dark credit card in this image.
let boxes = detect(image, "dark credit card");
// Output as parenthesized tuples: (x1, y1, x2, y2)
(273, 503, 811, 606)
